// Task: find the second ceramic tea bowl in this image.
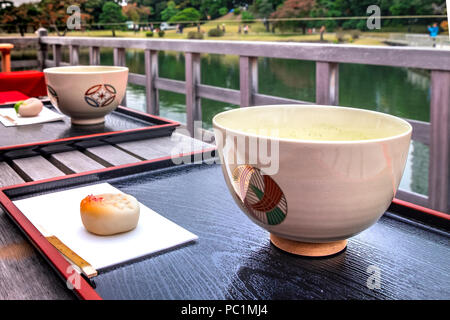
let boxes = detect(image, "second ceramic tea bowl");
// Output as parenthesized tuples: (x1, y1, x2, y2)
(44, 66, 128, 125)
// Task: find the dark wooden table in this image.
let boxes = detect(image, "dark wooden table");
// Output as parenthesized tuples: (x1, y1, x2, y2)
(0, 132, 212, 299)
(85, 163, 450, 300)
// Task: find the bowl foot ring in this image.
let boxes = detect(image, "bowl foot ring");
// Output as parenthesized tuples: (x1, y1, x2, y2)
(71, 117, 105, 126)
(270, 233, 347, 257)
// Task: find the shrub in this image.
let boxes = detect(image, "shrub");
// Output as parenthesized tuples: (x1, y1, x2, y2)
(350, 29, 361, 40)
(219, 7, 228, 16)
(187, 31, 204, 39)
(233, 8, 241, 15)
(169, 8, 201, 24)
(158, 30, 165, 37)
(208, 28, 224, 37)
(241, 11, 254, 22)
(335, 29, 345, 42)
(146, 31, 154, 37)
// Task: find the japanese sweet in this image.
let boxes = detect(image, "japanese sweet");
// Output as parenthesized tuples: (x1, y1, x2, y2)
(80, 193, 140, 236)
(44, 66, 128, 125)
(213, 105, 412, 256)
(14, 98, 43, 117)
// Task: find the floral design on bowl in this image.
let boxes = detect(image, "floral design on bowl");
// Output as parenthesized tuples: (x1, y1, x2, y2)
(84, 84, 117, 108)
(232, 165, 287, 225)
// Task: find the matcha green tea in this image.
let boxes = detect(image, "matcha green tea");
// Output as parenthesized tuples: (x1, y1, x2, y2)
(215, 106, 410, 142)
(240, 123, 401, 141)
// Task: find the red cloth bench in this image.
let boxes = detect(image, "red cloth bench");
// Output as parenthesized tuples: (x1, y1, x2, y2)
(0, 70, 47, 98)
(0, 90, 29, 104)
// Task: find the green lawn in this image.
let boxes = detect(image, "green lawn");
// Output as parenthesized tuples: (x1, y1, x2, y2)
(37, 25, 387, 46)
(0, 17, 394, 47)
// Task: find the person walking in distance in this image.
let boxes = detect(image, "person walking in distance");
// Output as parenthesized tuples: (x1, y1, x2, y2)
(320, 25, 326, 42)
(428, 23, 439, 47)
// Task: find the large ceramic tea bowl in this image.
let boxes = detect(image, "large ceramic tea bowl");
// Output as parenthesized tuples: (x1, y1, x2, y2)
(213, 105, 412, 256)
(44, 66, 128, 125)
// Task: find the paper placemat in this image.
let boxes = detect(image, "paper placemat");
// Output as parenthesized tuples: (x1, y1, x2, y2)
(0, 106, 65, 127)
(13, 183, 198, 270)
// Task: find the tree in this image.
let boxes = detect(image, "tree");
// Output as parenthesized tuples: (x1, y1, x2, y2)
(219, 7, 228, 16)
(341, 0, 389, 29)
(0, 3, 40, 36)
(389, 0, 437, 15)
(38, 0, 71, 36)
(99, 1, 126, 37)
(271, 0, 316, 34)
(161, 1, 178, 21)
(252, 0, 275, 18)
(199, 0, 229, 20)
(169, 7, 201, 23)
(389, 0, 438, 27)
(309, 0, 345, 31)
(38, 0, 92, 36)
(123, 2, 152, 32)
(84, 0, 108, 25)
(16, 4, 41, 36)
(251, 0, 275, 31)
(241, 11, 255, 22)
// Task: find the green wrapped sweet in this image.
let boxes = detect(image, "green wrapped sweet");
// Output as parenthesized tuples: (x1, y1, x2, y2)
(14, 98, 43, 117)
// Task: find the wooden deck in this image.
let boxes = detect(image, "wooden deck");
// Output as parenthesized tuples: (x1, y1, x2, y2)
(0, 133, 212, 299)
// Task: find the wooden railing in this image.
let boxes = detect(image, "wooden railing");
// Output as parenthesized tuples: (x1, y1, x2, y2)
(2, 29, 449, 213)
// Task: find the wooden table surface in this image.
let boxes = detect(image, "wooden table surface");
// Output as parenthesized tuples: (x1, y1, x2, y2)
(0, 132, 212, 299)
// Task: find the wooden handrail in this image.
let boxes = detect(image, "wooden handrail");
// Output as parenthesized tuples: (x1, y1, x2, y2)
(39, 36, 450, 71)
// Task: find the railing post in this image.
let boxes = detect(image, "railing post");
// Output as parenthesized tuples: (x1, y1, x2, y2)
(53, 44, 61, 67)
(316, 62, 339, 105)
(239, 56, 258, 107)
(428, 70, 450, 213)
(145, 49, 159, 115)
(36, 28, 48, 71)
(89, 46, 100, 65)
(113, 47, 126, 66)
(185, 52, 201, 137)
(69, 45, 79, 65)
(113, 47, 127, 107)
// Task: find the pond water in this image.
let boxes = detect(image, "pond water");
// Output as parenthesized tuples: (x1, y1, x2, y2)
(60, 47, 431, 196)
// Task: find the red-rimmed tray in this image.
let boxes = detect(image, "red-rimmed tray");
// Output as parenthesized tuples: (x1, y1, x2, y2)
(0, 101, 179, 160)
(0, 151, 448, 300)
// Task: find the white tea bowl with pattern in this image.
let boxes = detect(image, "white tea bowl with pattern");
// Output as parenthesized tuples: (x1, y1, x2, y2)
(44, 66, 128, 125)
(213, 105, 412, 255)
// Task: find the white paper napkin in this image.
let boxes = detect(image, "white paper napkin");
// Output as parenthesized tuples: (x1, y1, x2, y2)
(0, 106, 66, 127)
(13, 183, 198, 270)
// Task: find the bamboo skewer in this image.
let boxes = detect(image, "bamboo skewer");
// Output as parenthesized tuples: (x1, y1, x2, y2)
(36, 224, 98, 278)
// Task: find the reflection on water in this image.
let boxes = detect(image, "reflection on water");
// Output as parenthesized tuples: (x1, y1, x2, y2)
(399, 140, 429, 195)
(63, 47, 430, 196)
(406, 69, 430, 91)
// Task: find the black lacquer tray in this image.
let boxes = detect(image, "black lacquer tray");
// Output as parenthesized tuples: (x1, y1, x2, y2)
(0, 102, 179, 160)
(0, 154, 449, 300)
